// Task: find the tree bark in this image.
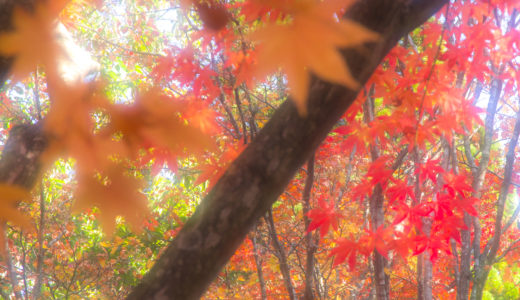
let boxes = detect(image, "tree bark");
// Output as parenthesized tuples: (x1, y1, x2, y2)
(3, 229, 23, 300)
(303, 154, 316, 300)
(364, 88, 389, 300)
(0, 0, 449, 299)
(32, 185, 46, 300)
(250, 229, 267, 300)
(266, 209, 296, 300)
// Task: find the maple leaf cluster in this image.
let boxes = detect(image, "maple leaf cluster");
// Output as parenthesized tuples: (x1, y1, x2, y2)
(0, 0, 379, 234)
(0, 0, 377, 231)
(249, 0, 378, 115)
(0, 0, 215, 234)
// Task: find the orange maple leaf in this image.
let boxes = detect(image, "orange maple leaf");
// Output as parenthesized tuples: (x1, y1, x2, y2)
(106, 88, 214, 157)
(250, 0, 378, 115)
(0, 184, 32, 229)
(0, 0, 70, 81)
(74, 165, 149, 235)
(42, 80, 125, 176)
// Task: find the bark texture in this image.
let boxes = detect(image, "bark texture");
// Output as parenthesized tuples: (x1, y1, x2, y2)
(266, 209, 296, 300)
(364, 88, 389, 300)
(0, 123, 47, 189)
(303, 155, 316, 300)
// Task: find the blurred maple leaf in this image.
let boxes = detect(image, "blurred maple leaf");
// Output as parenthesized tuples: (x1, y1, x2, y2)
(106, 88, 215, 157)
(43, 85, 215, 234)
(329, 236, 358, 269)
(442, 172, 473, 197)
(416, 159, 445, 184)
(74, 165, 149, 235)
(0, 0, 70, 81)
(0, 184, 32, 229)
(195, 143, 245, 189)
(42, 80, 124, 176)
(250, 0, 378, 115)
(362, 226, 393, 258)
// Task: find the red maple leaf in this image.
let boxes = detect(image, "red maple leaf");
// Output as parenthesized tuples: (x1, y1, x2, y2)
(307, 197, 341, 238)
(330, 237, 358, 269)
(443, 172, 473, 197)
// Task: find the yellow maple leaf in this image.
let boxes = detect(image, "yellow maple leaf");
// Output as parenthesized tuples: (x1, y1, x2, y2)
(0, 184, 32, 228)
(0, 0, 70, 81)
(250, 0, 379, 115)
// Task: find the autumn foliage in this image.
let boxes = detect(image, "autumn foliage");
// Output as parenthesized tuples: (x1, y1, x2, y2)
(0, 0, 520, 299)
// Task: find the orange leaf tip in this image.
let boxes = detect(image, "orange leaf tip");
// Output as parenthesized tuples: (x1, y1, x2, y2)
(250, 0, 379, 116)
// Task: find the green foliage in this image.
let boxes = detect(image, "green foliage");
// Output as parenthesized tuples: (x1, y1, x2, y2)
(484, 263, 520, 300)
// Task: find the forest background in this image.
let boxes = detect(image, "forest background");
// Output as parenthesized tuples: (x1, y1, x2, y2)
(0, 0, 520, 299)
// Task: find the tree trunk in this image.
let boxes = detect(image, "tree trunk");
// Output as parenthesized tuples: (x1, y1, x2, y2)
(472, 85, 520, 300)
(266, 209, 297, 300)
(303, 155, 316, 300)
(458, 77, 501, 300)
(32, 186, 46, 300)
(364, 88, 389, 300)
(3, 229, 23, 300)
(251, 229, 267, 300)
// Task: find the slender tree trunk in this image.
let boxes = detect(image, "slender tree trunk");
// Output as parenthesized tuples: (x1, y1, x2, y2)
(470, 15, 517, 300)
(251, 228, 267, 300)
(303, 155, 316, 300)
(458, 77, 501, 300)
(420, 221, 433, 300)
(266, 209, 297, 300)
(363, 88, 389, 300)
(3, 228, 23, 300)
(20, 233, 30, 299)
(413, 144, 434, 300)
(33, 183, 46, 299)
(472, 90, 520, 300)
(417, 252, 424, 300)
